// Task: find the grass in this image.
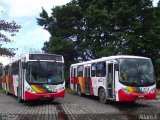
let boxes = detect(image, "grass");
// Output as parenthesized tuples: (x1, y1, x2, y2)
(0, 89, 5, 93)
(65, 87, 76, 94)
(0, 85, 5, 93)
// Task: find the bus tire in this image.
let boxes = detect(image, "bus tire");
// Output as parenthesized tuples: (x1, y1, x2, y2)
(98, 88, 107, 104)
(77, 85, 82, 96)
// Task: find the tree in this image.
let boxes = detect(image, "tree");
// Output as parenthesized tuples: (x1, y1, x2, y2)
(37, 6, 83, 67)
(152, 0, 160, 80)
(0, 19, 21, 56)
(37, 0, 160, 77)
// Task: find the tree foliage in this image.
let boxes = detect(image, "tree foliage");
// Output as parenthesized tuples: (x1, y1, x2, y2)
(0, 20, 21, 56)
(37, 0, 160, 76)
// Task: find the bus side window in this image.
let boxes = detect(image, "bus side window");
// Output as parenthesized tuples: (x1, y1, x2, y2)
(91, 63, 96, 77)
(96, 62, 106, 77)
(77, 65, 83, 77)
(12, 62, 19, 75)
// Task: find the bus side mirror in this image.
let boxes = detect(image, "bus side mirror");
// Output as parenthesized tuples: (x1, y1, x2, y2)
(115, 64, 119, 71)
(22, 62, 27, 69)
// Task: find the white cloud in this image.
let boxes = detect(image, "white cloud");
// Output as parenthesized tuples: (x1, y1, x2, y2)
(0, 57, 11, 65)
(22, 27, 50, 46)
(0, 0, 71, 65)
(153, 0, 159, 6)
(1, 0, 71, 18)
(11, 27, 51, 54)
(26, 27, 50, 42)
(0, 5, 5, 12)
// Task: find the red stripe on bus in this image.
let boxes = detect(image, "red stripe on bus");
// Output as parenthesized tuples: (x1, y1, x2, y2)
(70, 77, 73, 84)
(82, 77, 85, 92)
(25, 89, 65, 100)
(118, 89, 156, 101)
(76, 77, 79, 84)
(89, 77, 94, 95)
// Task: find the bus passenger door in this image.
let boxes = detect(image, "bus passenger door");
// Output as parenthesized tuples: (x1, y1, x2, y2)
(84, 66, 90, 93)
(73, 68, 76, 90)
(107, 63, 114, 98)
(18, 62, 24, 100)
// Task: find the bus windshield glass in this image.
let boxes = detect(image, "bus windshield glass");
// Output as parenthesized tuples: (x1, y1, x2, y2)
(119, 58, 155, 87)
(27, 61, 64, 84)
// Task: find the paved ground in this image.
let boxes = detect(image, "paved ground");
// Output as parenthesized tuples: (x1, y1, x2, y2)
(0, 92, 160, 120)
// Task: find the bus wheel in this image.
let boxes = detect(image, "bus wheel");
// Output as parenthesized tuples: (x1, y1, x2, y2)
(98, 88, 107, 104)
(77, 85, 82, 96)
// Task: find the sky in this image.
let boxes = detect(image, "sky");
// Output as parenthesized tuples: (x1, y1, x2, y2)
(0, 0, 159, 65)
(0, 0, 71, 65)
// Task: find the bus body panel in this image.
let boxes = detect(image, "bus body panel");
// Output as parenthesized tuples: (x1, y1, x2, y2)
(70, 55, 156, 102)
(70, 74, 106, 96)
(2, 53, 65, 102)
(25, 89, 65, 100)
(24, 81, 65, 100)
(13, 75, 18, 96)
(116, 83, 156, 101)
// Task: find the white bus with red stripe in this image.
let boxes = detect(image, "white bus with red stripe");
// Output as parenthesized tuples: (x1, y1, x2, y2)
(70, 55, 156, 103)
(2, 53, 65, 102)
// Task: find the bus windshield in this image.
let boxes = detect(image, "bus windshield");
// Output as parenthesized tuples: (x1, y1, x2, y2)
(119, 58, 155, 87)
(27, 61, 64, 84)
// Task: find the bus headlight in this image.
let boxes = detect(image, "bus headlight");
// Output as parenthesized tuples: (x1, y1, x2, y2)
(26, 87, 34, 93)
(122, 88, 131, 94)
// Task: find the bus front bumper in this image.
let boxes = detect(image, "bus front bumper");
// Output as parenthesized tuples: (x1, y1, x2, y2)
(118, 89, 156, 101)
(25, 89, 65, 100)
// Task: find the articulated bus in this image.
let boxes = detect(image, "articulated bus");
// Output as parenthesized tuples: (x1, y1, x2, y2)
(2, 53, 65, 102)
(70, 55, 156, 103)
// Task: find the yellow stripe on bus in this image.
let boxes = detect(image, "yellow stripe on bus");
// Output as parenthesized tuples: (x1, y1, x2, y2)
(126, 86, 133, 93)
(31, 85, 44, 93)
(78, 77, 83, 91)
(6, 75, 9, 92)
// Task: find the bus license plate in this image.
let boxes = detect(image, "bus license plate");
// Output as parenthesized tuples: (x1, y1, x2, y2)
(137, 96, 145, 100)
(44, 94, 51, 98)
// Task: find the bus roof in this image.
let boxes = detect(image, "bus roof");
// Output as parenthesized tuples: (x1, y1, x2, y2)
(70, 55, 150, 67)
(3, 53, 64, 67)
